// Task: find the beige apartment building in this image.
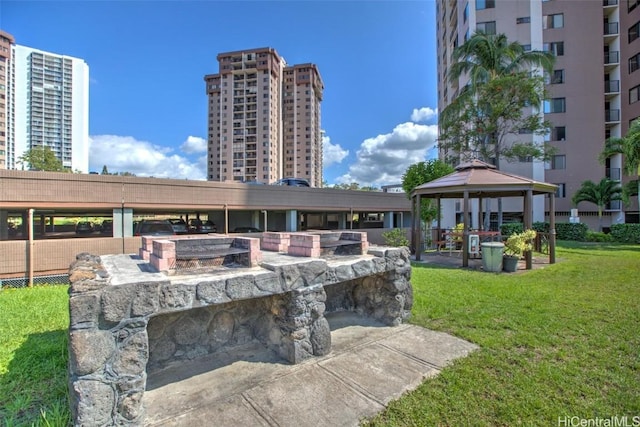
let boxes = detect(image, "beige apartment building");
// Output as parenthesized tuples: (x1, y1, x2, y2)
(436, 0, 640, 228)
(0, 31, 13, 169)
(204, 47, 324, 187)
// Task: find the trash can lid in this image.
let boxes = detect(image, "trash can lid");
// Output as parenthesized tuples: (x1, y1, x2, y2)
(481, 242, 504, 248)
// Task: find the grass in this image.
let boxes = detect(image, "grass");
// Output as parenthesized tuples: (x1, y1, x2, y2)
(365, 241, 640, 426)
(0, 242, 638, 426)
(0, 285, 70, 426)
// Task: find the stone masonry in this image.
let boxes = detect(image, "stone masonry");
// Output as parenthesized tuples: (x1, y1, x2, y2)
(67, 244, 412, 426)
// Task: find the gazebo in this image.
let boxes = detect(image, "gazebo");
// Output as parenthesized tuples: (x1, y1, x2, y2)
(410, 159, 558, 269)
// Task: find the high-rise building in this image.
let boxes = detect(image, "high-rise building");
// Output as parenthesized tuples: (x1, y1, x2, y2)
(0, 30, 89, 172)
(0, 31, 13, 169)
(204, 47, 324, 187)
(436, 1, 640, 228)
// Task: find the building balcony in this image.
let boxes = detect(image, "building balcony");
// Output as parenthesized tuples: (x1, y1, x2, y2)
(605, 109, 620, 123)
(604, 22, 619, 36)
(604, 51, 619, 65)
(606, 167, 621, 180)
(605, 79, 620, 94)
(606, 200, 622, 211)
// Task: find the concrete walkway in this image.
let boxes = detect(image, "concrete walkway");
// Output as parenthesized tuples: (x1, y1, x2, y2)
(144, 312, 478, 426)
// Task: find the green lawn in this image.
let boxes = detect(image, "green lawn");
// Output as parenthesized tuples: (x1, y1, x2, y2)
(366, 242, 640, 426)
(0, 242, 638, 426)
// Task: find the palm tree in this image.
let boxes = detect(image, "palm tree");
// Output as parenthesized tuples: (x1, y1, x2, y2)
(600, 118, 640, 208)
(572, 178, 623, 232)
(441, 31, 555, 228)
(443, 32, 555, 169)
(448, 32, 555, 91)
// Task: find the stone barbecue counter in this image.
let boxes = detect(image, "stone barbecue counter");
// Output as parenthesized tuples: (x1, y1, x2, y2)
(67, 239, 413, 426)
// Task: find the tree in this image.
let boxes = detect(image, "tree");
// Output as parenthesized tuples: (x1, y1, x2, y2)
(402, 159, 455, 224)
(600, 118, 640, 207)
(440, 74, 555, 166)
(17, 146, 66, 172)
(101, 165, 110, 175)
(572, 178, 622, 231)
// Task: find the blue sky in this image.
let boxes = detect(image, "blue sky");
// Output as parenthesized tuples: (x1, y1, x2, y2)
(2, 0, 439, 186)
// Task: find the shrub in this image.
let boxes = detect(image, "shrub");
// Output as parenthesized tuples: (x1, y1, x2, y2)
(585, 231, 614, 242)
(504, 229, 537, 257)
(382, 228, 410, 247)
(555, 223, 588, 241)
(610, 224, 640, 244)
(500, 222, 523, 237)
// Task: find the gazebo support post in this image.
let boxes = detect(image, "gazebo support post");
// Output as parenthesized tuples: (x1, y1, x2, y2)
(549, 193, 556, 264)
(409, 195, 417, 253)
(524, 189, 533, 270)
(436, 197, 442, 249)
(463, 190, 469, 268)
(478, 197, 484, 231)
(416, 194, 422, 261)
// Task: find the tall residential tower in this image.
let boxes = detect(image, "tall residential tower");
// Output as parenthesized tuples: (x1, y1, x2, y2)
(436, 0, 640, 227)
(204, 47, 324, 187)
(0, 30, 89, 173)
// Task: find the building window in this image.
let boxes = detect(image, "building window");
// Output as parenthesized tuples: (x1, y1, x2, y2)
(476, 0, 495, 9)
(521, 44, 532, 52)
(477, 21, 497, 35)
(463, 2, 469, 23)
(546, 69, 564, 84)
(554, 183, 566, 198)
(631, 0, 640, 12)
(630, 53, 640, 73)
(543, 14, 564, 29)
(543, 42, 564, 56)
(544, 98, 566, 113)
(517, 17, 531, 24)
(550, 155, 566, 170)
(547, 126, 567, 141)
(630, 84, 640, 104)
(630, 22, 640, 43)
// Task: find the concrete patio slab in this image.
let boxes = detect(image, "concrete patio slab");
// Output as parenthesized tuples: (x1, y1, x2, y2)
(143, 312, 478, 427)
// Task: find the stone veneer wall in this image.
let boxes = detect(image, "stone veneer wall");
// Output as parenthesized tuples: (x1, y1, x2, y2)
(67, 246, 412, 426)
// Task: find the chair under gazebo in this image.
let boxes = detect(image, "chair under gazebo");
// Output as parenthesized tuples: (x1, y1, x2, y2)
(410, 159, 558, 270)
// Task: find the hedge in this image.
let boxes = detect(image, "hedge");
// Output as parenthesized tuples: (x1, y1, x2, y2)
(610, 224, 640, 244)
(500, 222, 523, 237)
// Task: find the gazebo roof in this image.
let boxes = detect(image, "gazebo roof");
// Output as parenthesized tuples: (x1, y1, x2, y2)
(411, 159, 557, 199)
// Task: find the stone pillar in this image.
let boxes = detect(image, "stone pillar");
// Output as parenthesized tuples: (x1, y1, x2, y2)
(285, 209, 297, 232)
(113, 208, 134, 237)
(68, 253, 161, 426)
(277, 284, 330, 364)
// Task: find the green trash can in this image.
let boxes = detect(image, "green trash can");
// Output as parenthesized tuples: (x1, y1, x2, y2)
(481, 242, 504, 272)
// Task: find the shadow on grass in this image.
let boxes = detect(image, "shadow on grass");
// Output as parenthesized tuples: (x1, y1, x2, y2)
(0, 329, 70, 426)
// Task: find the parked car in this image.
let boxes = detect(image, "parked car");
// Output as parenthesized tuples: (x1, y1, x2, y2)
(168, 218, 188, 234)
(75, 221, 94, 235)
(134, 219, 176, 236)
(100, 220, 113, 235)
(188, 219, 217, 234)
(275, 178, 310, 187)
(233, 227, 263, 233)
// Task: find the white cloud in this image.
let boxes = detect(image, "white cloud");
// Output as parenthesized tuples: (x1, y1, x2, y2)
(89, 135, 206, 180)
(336, 122, 438, 187)
(410, 107, 438, 123)
(323, 135, 349, 167)
(181, 136, 207, 154)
